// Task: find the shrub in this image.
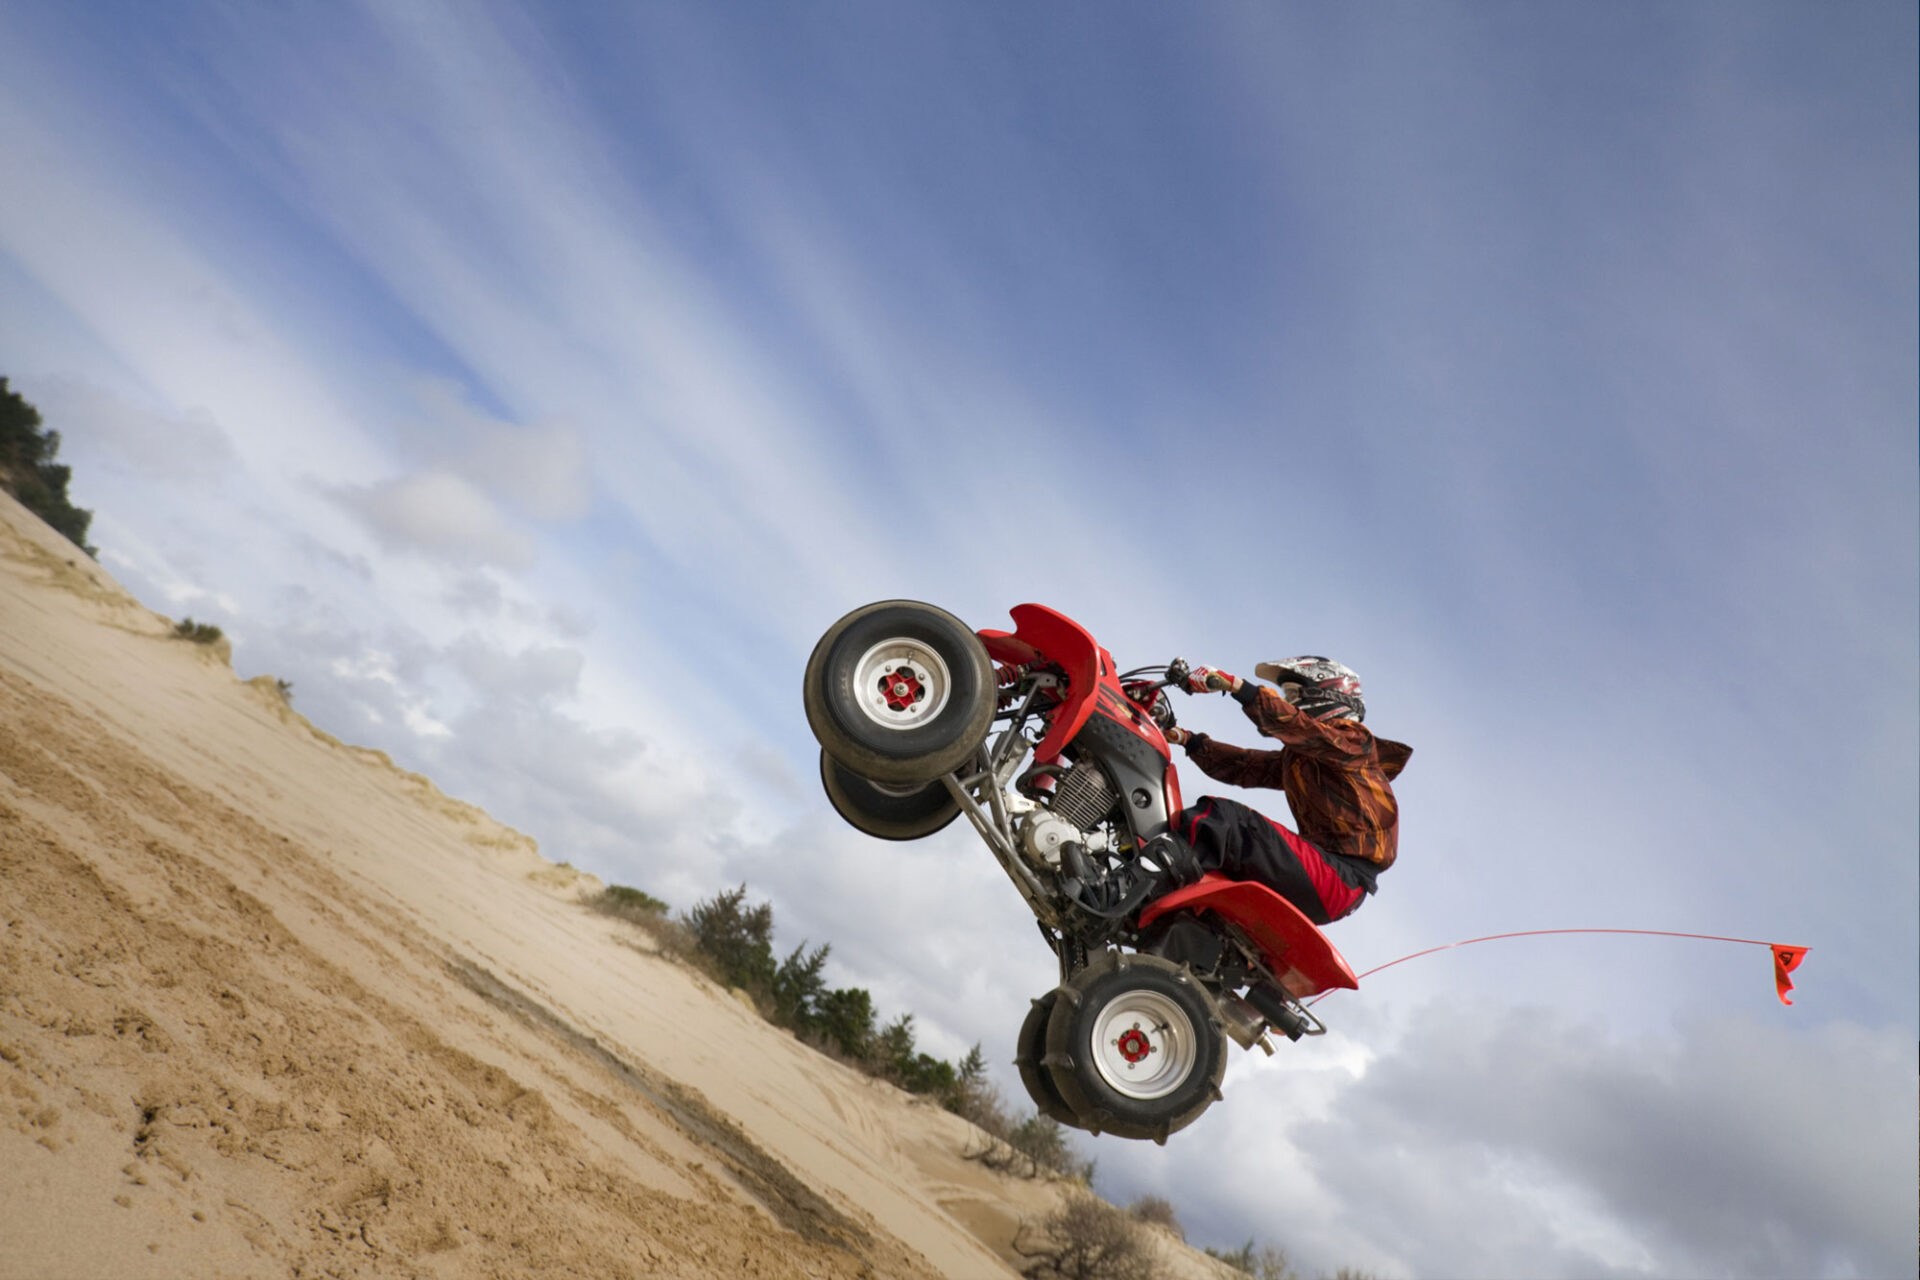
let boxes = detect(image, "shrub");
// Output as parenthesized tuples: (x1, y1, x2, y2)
(594, 884, 670, 918)
(589, 884, 701, 960)
(1007, 1113, 1094, 1181)
(171, 617, 225, 644)
(1204, 1240, 1299, 1280)
(1127, 1195, 1182, 1238)
(1013, 1193, 1156, 1280)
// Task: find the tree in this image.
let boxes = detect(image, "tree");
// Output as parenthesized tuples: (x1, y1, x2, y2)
(868, 1012, 961, 1097)
(684, 884, 777, 994)
(950, 1042, 1009, 1130)
(771, 939, 831, 1030)
(0, 377, 46, 468)
(812, 985, 876, 1060)
(0, 378, 95, 557)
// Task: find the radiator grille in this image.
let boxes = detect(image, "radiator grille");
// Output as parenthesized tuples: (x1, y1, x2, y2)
(1050, 761, 1117, 830)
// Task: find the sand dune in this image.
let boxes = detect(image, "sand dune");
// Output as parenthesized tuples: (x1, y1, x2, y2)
(0, 490, 1235, 1279)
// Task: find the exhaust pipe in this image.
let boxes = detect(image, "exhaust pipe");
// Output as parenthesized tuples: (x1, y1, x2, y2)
(1243, 982, 1311, 1042)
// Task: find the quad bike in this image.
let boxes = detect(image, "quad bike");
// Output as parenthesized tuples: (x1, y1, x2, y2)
(804, 601, 1358, 1144)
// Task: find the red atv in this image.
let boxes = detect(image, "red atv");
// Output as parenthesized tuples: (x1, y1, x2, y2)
(805, 601, 1358, 1143)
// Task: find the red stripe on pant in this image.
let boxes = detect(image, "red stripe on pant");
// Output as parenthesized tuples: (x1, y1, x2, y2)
(1262, 813, 1366, 921)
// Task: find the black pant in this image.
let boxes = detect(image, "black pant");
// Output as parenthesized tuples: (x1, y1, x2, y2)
(1174, 795, 1371, 925)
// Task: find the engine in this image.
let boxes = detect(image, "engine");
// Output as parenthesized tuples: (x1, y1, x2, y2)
(1049, 759, 1118, 829)
(1017, 760, 1117, 869)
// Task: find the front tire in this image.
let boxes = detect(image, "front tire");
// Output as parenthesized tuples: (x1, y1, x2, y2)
(804, 600, 996, 785)
(818, 750, 961, 841)
(1043, 952, 1225, 1143)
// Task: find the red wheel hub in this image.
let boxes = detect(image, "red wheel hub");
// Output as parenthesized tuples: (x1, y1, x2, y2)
(878, 666, 923, 712)
(1115, 1027, 1153, 1065)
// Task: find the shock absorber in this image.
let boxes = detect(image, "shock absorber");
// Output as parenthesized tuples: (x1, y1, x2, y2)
(995, 662, 1025, 709)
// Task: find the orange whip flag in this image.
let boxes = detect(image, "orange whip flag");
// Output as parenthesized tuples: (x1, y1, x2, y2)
(1314, 930, 1811, 1007)
(1771, 944, 1808, 1005)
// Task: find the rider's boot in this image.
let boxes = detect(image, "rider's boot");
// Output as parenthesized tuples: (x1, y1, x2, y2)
(1139, 832, 1202, 888)
(1066, 832, 1202, 917)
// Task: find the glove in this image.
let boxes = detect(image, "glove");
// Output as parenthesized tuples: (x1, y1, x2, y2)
(1164, 727, 1193, 746)
(1182, 666, 1241, 695)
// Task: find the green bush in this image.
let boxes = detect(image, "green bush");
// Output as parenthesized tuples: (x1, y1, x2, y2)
(171, 617, 225, 644)
(595, 884, 670, 917)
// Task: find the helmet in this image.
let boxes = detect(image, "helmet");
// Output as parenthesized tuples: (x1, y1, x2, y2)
(1253, 656, 1365, 722)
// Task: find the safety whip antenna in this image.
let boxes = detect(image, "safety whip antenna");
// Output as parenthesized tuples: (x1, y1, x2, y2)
(1310, 929, 1808, 1007)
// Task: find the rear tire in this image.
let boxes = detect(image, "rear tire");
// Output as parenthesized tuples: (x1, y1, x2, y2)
(1043, 951, 1225, 1143)
(818, 750, 961, 841)
(804, 600, 995, 785)
(1014, 989, 1087, 1131)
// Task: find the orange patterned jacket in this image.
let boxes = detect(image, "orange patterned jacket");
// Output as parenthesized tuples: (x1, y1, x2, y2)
(1183, 684, 1412, 870)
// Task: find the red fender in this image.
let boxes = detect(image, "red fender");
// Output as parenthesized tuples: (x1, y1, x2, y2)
(980, 601, 1182, 812)
(1138, 874, 1359, 999)
(978, 604, 1106, 765)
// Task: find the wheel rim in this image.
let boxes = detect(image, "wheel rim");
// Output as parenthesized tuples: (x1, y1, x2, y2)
(850, 637, 953, 731)
(1089, 989, 1198, 1101)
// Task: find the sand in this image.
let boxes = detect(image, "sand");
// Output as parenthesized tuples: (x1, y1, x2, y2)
(0, 489, 1236, 1280)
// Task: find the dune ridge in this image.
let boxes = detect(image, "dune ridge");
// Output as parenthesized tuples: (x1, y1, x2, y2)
(0, 490, 1234, 1279)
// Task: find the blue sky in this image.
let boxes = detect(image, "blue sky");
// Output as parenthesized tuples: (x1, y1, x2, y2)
(2, 3, 1914, 1275)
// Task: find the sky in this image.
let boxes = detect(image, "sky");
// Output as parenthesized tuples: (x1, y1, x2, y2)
(1, 3, 1914, 1276)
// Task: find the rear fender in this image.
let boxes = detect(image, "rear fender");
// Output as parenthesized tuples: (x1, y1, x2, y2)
(1137, 874, 1359, 998)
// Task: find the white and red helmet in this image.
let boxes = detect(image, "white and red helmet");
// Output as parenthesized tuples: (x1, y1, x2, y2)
(1253, 656, 1365, 722)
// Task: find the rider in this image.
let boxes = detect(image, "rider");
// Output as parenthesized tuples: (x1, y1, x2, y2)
(1159, 658, 1411, 926)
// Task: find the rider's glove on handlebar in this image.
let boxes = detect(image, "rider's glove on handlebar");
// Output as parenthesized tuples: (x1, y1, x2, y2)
(1183, 667, 1242, 695)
